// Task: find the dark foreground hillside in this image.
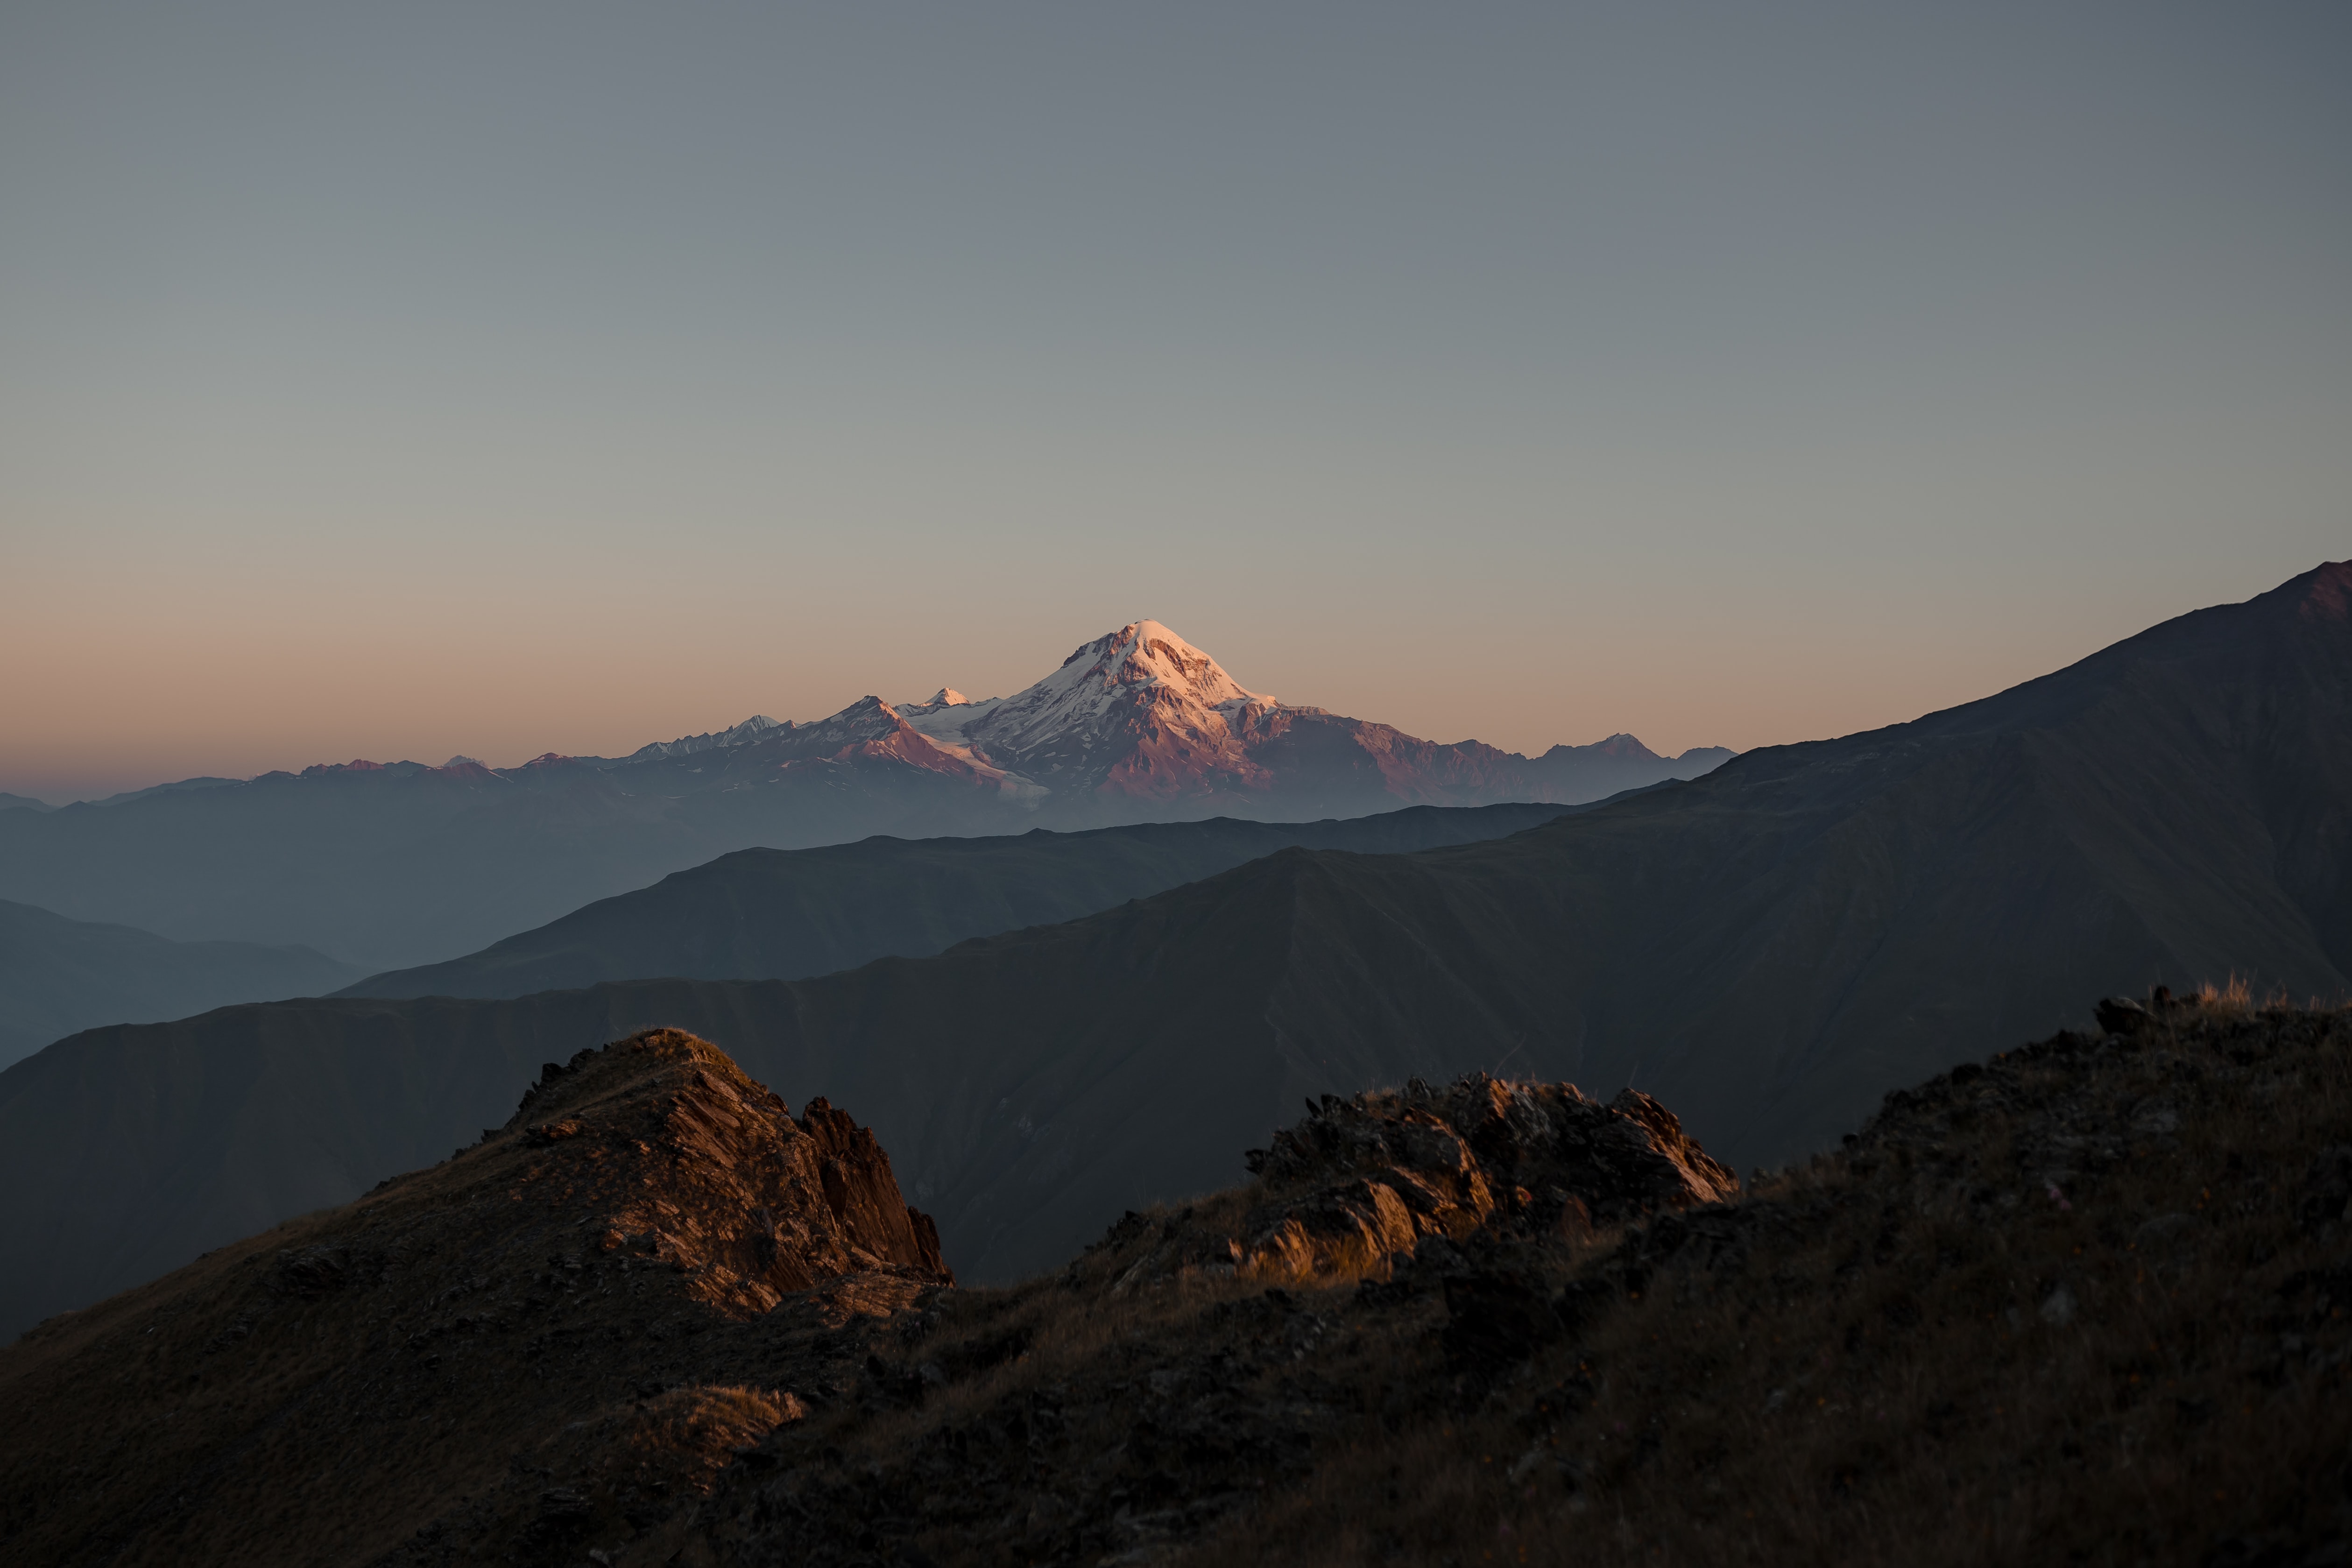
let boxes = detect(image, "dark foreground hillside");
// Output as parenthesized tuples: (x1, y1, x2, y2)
(4, 993, 2343, 1566)
(0, 1031, 948, 1567)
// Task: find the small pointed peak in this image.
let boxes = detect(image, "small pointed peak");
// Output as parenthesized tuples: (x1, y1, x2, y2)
(929, 688, 969, 707)
(2293, 558, 2351, 622)
(442, 755, 487, 769)
(1047, 620, 1271, 703)
(804, 695, 907, 734)
(968, 618, 1281, 778)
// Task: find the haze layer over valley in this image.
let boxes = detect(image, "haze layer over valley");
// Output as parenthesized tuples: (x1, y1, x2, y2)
(0, 902, 360, 1070)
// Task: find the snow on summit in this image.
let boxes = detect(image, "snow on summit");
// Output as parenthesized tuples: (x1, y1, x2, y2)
(1088, 620, 1270, 708)
(959, 621, 1278, 784)
(1015, 621, 1270, 721)
(614, 616, 1725, 808)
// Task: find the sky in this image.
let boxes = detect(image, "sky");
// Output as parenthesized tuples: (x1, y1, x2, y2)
(2, 2, 2346, 803)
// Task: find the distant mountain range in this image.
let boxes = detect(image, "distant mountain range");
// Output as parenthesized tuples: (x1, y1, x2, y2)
(0, 622, 1727, 969)
(3, 562, 2340, 1339)
(0, 901, 361, 1070)
(338, 802, 1573, 1001)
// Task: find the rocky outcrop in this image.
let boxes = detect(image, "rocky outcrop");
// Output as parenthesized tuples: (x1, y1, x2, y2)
(0, 1028, 946, 1568)
(1235, 1072, 1738, 1280)
(504, 1029, 947, 1313)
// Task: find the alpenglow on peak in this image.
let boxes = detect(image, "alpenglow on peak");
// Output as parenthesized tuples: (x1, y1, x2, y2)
(1070, 621, 1270, 706)
(935, 621, 1281, 793)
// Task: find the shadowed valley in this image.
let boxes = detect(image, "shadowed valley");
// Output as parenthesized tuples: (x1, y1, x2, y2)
(337, 803, 1574, 1002)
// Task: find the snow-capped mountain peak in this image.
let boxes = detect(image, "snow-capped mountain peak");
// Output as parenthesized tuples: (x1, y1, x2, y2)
(957, 621, 1281, 791)
(592, 618, 1719, 812)
(1010, 621, 1269, 723)
(1082, 621, 1266, 706)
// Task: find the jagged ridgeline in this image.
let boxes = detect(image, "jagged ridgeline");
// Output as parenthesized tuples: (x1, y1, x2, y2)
(3, 995, 2345, 1566)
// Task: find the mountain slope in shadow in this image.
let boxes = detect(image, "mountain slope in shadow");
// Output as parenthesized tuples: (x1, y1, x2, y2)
(2, 563, 2344, 1340)
(0, 900, 361, 1069)
(338, 803, 1574, 1000)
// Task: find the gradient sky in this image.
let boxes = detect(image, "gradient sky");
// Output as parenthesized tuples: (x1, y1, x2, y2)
(3, 3, 2346, 803)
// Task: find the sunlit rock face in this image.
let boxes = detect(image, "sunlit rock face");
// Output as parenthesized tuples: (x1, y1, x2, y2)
(0, 1029, 946, 1567)
(957, 620, 1279, 798)
(502, 1029, 949, 1312)
(1233, 1074, 1739, 1280)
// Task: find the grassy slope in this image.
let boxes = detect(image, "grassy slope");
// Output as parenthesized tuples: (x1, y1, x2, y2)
(1181, 994, 2352, 1567)
(673, 994, 2348, 1568)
